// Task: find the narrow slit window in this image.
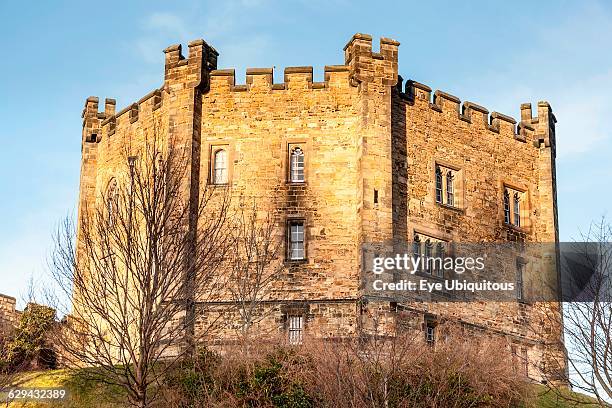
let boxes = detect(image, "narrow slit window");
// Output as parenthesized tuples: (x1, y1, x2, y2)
(513, 193, 521, 227)
(435, 166, 443, 203)
(516, 260, 524, 301)
(504, 189, 511, 224)
(424, 240, 433, 275)
(374, 189, 379, 204)
(446, 171, 454, 206)
(106, 180, 118, 227)
(435, 242, 445, 277)
(412, 234, 421, 273)
(290, 147, 305, 182)
(213, 149, 228, 184)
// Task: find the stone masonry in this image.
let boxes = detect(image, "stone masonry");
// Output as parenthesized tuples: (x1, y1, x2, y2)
(78, 33, 564, 382)
(0, 293, 20, 334)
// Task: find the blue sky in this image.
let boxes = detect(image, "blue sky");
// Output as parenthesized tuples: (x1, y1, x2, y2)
(0, 0, 611, 306)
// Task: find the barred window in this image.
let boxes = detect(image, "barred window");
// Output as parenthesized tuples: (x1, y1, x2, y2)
(288, 315, 304, 345)
(425, 322, 436, 345)
(288, 221, 305, 260)
(290, 147, 305, 183)
(213, 149, 228, 184)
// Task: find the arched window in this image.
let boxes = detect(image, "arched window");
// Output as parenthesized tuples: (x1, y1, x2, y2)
(503, 189, 511, 224)
(290, 147, 305, 182)
(435, 166, 443, 203)
(446, 171, 454, 206)
(213, 149, 228, 184)
(513, 193, 521, 227)
(106, 179, 118, 227)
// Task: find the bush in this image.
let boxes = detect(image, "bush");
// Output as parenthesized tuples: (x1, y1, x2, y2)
(0, 304, 56, 373)
(162, 345, 313, 407)
(160, 333, 527, 407)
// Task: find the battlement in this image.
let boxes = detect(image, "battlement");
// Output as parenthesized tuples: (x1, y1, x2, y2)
(208, 65, 351, 92)
(399, 79, 553, 146)
(343, 33, 400, 86)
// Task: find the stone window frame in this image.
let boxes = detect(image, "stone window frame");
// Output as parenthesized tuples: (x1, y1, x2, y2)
(432, 160, 465, 211)
(500, 181, 530, 231)
(283, 139, 311, 185)
(410, 226, 453, 279)
(204, 141, 235, 186)
(511, 344, 529, 377)
(281, 303, 309, 345)
(423, 314, 438, 346)
(285, 217, 308, 264)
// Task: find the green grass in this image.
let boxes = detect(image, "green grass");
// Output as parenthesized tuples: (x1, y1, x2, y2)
(532, 384, 604, 407)
(1, 370, 606, 407)
(2, 369, 125, 407)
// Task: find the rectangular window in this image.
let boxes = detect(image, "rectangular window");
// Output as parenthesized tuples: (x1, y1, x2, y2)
(425, 322, 436, 345)
(288, 220, 305, 260)
(288, 315, 304, 345)
(435, 164, 459, 208)
(513, 193, 521, 227)
(520, 348, 528, 376)
(504, 186, 526, 227)
(289, 145, 305, 183)
(211, 147, 229, 185)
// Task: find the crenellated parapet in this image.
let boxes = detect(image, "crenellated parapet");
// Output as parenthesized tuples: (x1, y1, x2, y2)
(399, 79, 550, 146)
(343, 33, 399, 87)
(164, 40, 218, 91)
(97, 89, 163, 137)
(207, 65, 351, 93)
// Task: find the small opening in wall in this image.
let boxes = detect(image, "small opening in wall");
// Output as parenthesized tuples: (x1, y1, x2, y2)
(374, 189, 379, 204)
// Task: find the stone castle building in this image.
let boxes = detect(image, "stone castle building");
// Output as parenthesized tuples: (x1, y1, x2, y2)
(78, 33, 564, 381)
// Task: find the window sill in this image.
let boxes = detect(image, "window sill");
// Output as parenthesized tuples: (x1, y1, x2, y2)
(435, 202, 464, 213)
(414, 271, 445, 281)
(287, 181, 307, 186)
(503, 223, 530, 234)
(208, 182, 231, 187)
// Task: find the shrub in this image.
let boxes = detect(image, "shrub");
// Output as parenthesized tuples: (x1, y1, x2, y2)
(160, 333, 527, 407)
(0, 303, 56, 373)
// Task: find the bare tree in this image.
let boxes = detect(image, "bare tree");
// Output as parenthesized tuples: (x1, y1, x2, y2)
(227, 200, 284, 340)
(540, 218, 612, 405)
(48, 130, 233, 408)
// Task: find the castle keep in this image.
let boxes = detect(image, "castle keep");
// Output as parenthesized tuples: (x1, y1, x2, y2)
(78, 33, 563, 381)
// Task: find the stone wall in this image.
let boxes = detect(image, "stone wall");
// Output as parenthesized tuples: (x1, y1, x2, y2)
(77, 32, 564, 380)
(0, 293, 19, 334)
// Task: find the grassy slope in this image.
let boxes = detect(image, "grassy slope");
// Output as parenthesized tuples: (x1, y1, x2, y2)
(1, 370, 604, 407)
(3, 370, 125, 407)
